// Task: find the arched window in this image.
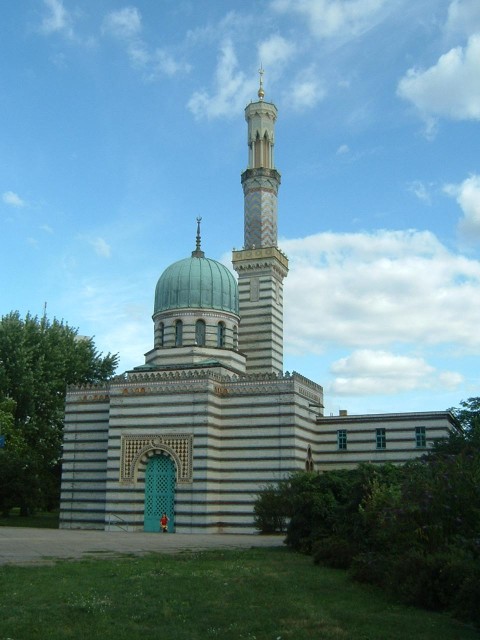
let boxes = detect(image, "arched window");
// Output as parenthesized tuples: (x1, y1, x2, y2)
(233, 325, 238, 350)
(305, 446, 314, 472)
(254, 131, 261, 167)
(175, 320, 183, 347)
(158, 322, 164, 347)
(217, 322, 226, 348)
(263, 131, 270, 167)
(195, 319, 206, 346)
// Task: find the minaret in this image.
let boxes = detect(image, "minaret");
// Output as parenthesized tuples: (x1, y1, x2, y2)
(232, 69, 288, 375)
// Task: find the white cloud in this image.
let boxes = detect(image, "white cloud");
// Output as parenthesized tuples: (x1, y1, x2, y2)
(38, 0, 96, 47)
(445, 0, 480, 38)
(329, 349, 463, 395)
(65, 276, 152, 371)
(102, 317, 149, 368)
(438, 370, 465, 389)
(125, 41, 150, 67)
(397, 34, 480, 124)
(332, 350, 427, 394)
(289, 66, 326, 110)
(102, 7, 142, 40)
(89, 237, 111, 258)
(336, 144, 350, 155)
(282, 229, 480, 355)
(271, 0, 388, 39)
(103, 7, 189, 78)
(50, 52, 67, 68)
(187, 33, 302, 119)
(444, 174, 480, 239)
(2, 191, 26, 207)
(186, 10, 253, 48)
(258, 34, 296, 70)
(39, 0, 73, 37)
(149, 49, 191, 79)
(408, 180, 432, 204)
(331, 349, 433, 377)
(188, 39, 255, 120)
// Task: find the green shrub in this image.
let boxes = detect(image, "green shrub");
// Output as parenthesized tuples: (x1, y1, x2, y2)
(253, 484, 287, 533)
(283, 467, 375, 552)
(312, 536, 357, 569)
(285, 504, 316, 552)
(350, 546, 480, 626)
(350, 551, 390, 587)
(452, 560, 480, 625)
(387, 548, 478, 613)
(254, 430, 480, 628)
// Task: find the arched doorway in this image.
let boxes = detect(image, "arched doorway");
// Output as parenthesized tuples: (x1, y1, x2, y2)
(144, 454, 176, 532)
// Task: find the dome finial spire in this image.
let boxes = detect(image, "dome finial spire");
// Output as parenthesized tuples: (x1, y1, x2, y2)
(192, 216, 205, 258)
(258, 64, 265, 101)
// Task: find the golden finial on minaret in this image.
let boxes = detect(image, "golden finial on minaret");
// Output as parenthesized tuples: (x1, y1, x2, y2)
(258, 64, 265, 101)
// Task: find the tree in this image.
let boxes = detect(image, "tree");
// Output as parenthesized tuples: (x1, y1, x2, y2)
(426, 397, 480, 458)
(448, 397, 480, 433)
(0, 311, 118, 515)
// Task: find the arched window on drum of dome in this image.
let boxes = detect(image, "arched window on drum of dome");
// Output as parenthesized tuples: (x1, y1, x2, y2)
(158, 322, 164, 347)
(175, 320, 183, 347)
(195, 319, 206, 346)
(233, 325, 238, 350)
(217, 322, 226, 348)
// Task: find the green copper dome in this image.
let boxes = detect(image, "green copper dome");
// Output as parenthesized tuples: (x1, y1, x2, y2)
(154, 255, 239, 315)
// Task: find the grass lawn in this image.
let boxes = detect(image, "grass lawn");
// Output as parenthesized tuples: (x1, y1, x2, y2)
(0, 508, 59, 528)
(0, 547, 477, 640)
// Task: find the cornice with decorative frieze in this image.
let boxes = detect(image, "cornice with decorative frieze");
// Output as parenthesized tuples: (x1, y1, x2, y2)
(232, 246, 288, 269)
(241, 167, 281, 185)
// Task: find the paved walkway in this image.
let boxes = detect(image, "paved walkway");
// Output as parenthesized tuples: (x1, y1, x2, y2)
(0, 527, 284, 566)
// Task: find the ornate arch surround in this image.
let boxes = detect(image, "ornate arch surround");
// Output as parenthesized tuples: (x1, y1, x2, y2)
(120, 434, 193, 484)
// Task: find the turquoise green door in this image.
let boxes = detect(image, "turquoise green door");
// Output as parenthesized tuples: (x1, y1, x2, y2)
(144, 455, 176, 532)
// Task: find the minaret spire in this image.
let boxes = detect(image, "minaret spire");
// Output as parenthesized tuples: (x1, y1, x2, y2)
(258, 64, 265, 101)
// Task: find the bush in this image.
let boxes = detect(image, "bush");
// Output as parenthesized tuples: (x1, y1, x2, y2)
(389, 550, 451, 610)
(312, 536, 357, 569)
(283, 467, 374, 552)
(387, 548, 479, 614)
(254, 484, 287, 533)
(350, 551, 390, 587)
(350, 546, 480, 625)
(254, 437, 480, 627)
(453, 560, 480, 625)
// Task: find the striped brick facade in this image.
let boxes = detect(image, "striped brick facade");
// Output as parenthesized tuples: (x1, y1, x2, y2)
(60, 370, 323, 533)
(314, 411, 458, 471)
(232, 247, 288, 375)
(242, 168, 280, 249)
(61, 390, 110, 529)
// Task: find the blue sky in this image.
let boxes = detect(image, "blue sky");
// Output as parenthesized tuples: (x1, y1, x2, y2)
(1, 0, 480, 416)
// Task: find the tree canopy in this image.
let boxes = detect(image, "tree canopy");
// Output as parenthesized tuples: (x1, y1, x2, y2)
(448, 396, 480, 433)
(0, 311, 118, 515)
